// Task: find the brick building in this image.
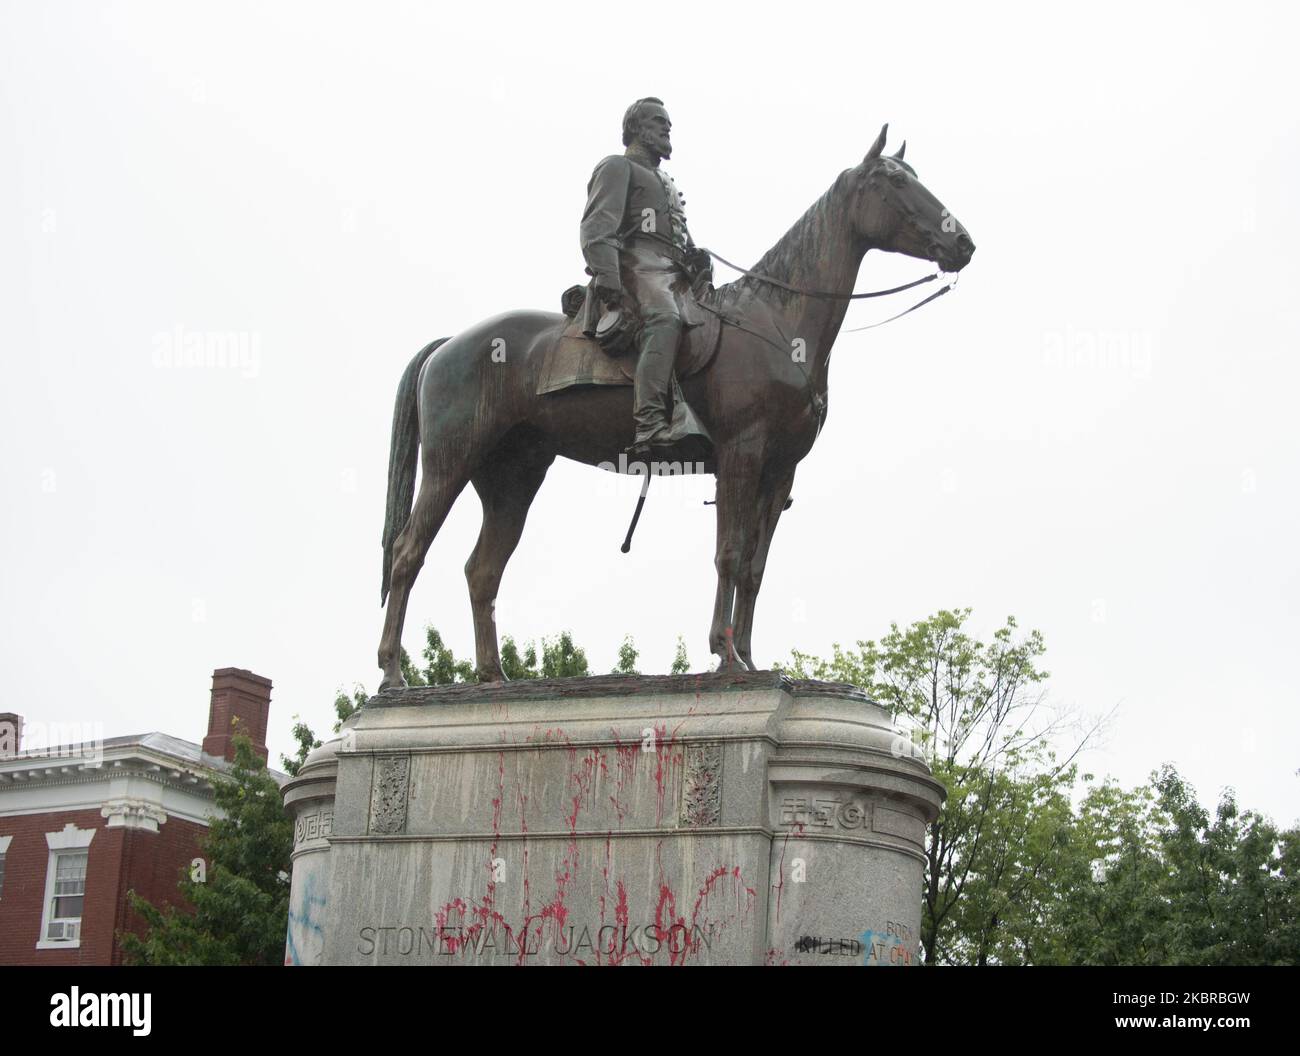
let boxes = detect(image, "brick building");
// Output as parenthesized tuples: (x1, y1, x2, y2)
(0, 668, 283, 965)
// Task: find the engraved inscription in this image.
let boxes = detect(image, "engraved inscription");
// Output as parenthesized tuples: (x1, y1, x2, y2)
(294, 808, 334, 846)
(369, 754, 411, 835)
(356, 921, 718, 959)
(779, 795, 872, 831)
(679, 742, 722, 827)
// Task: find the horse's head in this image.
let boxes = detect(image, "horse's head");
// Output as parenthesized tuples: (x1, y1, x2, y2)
(853, 124, 974, 273)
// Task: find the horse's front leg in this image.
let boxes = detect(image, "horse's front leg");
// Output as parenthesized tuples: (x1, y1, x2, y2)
(732, 465, 796, 670)
(709, 445, 764, 671)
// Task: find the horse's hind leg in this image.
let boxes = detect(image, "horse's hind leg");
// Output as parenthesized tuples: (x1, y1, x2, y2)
(378, 469, 468, 690)
(465, 438, 555, 681)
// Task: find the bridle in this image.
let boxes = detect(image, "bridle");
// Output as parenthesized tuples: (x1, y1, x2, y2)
(696, 219, 960, 438)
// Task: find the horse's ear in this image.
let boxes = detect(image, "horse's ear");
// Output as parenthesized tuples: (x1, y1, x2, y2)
(893, 141, 906, 160)
(863, 123, 888, 163)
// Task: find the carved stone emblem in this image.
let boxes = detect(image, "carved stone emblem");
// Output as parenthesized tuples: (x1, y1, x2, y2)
(679, 742, 722, 827)
(294, 808, 334, 846)
(369, 754, 410, 834)
(779, 795, 873, 831)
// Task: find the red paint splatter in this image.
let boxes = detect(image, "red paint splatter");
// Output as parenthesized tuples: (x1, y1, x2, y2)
(408, 716, 764, 965)
(771, 822, 805, 923)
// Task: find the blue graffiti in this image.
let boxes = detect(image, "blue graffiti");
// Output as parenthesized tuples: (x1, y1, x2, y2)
(860, 929, 880, 966)
(285, 872, 328, 966)
(859, 928, 916, 966)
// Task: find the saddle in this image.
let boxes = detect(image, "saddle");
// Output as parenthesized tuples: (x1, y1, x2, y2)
(537, 284, 723, 397)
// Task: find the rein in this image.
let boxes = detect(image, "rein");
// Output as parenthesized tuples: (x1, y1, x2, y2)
(702, 248, 939, 300)
(701, 247, 957, 330)
(843, 275, 956, 331)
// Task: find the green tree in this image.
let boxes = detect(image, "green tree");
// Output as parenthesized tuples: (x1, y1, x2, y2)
(281, 718, 321, 777)
(405, 625, 595, 684)
(540, 631, 589, 678)
(501, 635, 540, 680)
(333, 684, 367, 728)
(416, 626, 476, 685)
(937, 762, 1079, 965)
(399, 645, 427, 686)
(1050, 776, 1170, 965)
(121, 735, 292, 965)
(1068, 767, 1300, 966)
(613, 635, 640, 675)
(670, 636, 690, 675)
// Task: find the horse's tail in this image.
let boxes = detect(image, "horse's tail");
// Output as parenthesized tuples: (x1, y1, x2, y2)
(381, 337, 450, 604)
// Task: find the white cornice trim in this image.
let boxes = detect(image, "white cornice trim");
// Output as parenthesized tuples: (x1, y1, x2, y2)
(0, 802, 219, 827)
(0, 745, 220, 786)
(0, 781, 223, 827)
(0, 753, 218, 808)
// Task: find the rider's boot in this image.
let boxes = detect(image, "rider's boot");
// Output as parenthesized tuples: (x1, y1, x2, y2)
(626, 313, 682, 461)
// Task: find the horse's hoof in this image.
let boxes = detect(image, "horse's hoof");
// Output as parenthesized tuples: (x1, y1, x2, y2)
(378, 674, 407, 693)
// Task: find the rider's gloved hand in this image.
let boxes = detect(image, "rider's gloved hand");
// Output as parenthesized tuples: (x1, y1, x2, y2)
(596, 280, 624, 309)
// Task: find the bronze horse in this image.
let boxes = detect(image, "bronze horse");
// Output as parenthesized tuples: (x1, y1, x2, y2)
(377, 125, 974, 690)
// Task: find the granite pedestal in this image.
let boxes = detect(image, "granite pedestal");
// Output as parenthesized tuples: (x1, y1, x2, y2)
(282, 671, 944, 966)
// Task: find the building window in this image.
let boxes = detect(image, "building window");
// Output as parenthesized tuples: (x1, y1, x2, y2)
(38, 823, 95, 950)
(0, 834, 10, 899)
(46, 851, 88, 941)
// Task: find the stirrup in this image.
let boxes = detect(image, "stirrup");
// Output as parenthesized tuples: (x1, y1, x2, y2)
(625, 426, 672, 459)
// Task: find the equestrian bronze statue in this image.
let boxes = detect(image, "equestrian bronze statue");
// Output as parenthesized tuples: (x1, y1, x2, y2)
(377, 114, 974, 690)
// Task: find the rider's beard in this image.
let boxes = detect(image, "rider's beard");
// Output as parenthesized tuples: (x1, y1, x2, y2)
(628, 137, 667, 166)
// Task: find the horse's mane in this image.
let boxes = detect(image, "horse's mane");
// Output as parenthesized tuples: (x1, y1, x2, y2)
(720, 168, 860, 308)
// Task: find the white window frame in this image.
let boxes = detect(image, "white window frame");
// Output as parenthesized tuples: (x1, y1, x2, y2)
(37, 823, 95, 950)
(0, 834, 11, 900)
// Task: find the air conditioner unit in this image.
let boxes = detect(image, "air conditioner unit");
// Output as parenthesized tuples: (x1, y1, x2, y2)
(47, 920, 80, 941)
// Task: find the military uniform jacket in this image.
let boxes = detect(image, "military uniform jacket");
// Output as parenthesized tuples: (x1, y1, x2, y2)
(578, 153, 695, 335)
(580, 154, 694, 284)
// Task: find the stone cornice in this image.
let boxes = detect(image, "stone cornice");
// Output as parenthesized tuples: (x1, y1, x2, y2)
(367, 670, 876, 708)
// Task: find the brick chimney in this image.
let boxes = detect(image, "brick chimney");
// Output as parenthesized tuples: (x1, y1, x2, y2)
(202, 668, 272, 763)
(0, 712, 21, 757)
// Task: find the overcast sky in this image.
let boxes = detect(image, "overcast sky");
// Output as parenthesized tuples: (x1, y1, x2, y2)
(2, 1, 1296, 824)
